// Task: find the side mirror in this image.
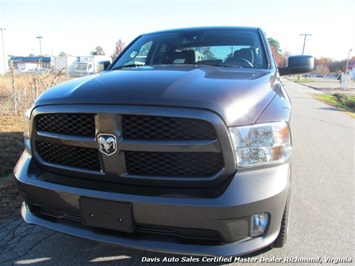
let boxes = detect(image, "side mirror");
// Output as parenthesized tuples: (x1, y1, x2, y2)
(98, 61, 111, 73)
(278, 55, 314, 76)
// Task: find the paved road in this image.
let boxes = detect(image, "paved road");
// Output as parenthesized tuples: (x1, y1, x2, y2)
(1, 79, 354, 265)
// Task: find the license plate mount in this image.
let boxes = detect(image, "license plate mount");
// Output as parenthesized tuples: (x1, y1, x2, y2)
(80, 197, 134, 233)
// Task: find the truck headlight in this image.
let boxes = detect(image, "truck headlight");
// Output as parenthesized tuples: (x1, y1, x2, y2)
(24, 108, 32, 153)
(229, 122, 291, 168)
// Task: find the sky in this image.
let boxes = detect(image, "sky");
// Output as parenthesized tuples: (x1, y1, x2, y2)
(0, 0, 354, 62)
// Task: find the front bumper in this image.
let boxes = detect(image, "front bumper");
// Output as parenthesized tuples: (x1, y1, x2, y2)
(14, 150, 290, 256)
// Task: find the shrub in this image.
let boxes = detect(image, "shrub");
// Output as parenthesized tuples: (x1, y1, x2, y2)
(334, 93, 355, 108)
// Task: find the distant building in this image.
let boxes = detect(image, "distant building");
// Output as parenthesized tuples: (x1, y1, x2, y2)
(10, 56, 52, 72)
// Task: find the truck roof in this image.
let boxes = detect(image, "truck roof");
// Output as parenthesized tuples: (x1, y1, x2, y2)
(142, 26, 261, 36)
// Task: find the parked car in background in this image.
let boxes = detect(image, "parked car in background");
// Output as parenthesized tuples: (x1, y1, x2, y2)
(71, 55, 112, 76)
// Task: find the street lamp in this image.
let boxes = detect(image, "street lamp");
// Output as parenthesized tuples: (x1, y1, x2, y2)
(36, 36, 43, 68)
(0, 27, 6, 74)
(36, 36, 43, 56)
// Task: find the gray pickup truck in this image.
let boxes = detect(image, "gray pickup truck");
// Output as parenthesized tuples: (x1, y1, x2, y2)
(14, 26, 313, 256)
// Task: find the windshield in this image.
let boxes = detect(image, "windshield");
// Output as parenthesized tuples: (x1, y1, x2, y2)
(111, 28, 268, 69)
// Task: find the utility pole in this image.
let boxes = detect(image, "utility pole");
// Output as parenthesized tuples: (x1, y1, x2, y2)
(345, 49, 352, 74)
(300, 34, 312, 55)
(0, 27, 6, 74)
(341, 49, 353, 90)
(298, 34, 312, 81)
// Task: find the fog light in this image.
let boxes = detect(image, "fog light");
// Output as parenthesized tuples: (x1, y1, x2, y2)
(250, 213, 269, 237)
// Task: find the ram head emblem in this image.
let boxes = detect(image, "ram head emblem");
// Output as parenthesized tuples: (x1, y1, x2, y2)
(97, 134, 117, 156)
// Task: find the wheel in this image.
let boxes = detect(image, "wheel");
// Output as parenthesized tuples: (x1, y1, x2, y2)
(273, 189, 290, 248)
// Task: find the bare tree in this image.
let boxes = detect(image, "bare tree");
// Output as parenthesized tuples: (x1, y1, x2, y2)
(112, 39, 126, 59)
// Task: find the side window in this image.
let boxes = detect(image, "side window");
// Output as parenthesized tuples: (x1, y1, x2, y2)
(125, 41, 153, 66)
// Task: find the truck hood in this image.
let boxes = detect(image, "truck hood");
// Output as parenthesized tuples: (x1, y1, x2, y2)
(35, 65, 277, 125)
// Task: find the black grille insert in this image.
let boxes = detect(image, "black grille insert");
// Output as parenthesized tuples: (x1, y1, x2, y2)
(122, 115, 217, 140)
(36, 113, 95, 137)
(36, 141, 101, 171)
(125, 151, 223, 177)
(34, 112, 225, 180)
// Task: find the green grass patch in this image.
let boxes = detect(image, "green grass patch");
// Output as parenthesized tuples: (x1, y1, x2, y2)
(313, 93, 355, 116)
(287, 77, 315, 83)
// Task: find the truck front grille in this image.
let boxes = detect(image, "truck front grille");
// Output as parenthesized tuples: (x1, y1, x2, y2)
(33, 109, 228, 184)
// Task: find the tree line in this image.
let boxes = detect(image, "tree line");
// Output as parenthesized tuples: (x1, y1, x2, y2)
(58, 39, 126, 59)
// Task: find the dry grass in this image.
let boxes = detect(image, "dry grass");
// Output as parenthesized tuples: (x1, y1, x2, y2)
(0, 70, 72, 221)
(0, 70, 70, 115)
(0, 115, 25, 221)
(0, 115, 24, 178)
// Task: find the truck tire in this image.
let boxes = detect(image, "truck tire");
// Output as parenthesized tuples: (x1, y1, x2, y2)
(273, 189, 290, 248)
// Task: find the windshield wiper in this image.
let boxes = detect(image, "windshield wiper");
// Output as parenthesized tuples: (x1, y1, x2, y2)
(220, 64, 244, 68)
(196, 62, 243, 68)
(112, 64, 142, 70)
